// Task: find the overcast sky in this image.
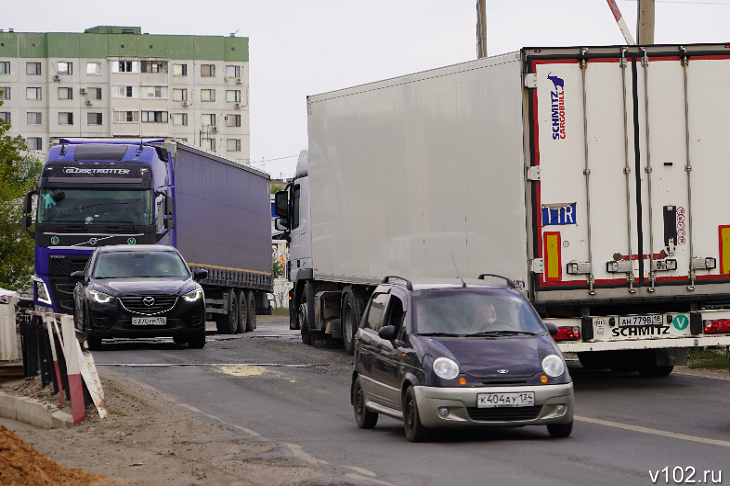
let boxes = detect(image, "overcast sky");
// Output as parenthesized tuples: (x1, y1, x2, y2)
(5, 0, 729, 178)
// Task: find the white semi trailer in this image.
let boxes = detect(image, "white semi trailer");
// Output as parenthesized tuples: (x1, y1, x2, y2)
(275, 44, 730, 375)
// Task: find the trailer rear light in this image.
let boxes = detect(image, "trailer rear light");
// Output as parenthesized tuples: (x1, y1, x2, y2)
(553, 326, 580, 341)
(703, 319, 730, 334)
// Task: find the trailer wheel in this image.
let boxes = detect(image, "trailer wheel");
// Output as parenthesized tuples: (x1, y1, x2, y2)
(636, 350, 674, 377)
(235, 289, 246, 333)
(342, 291, 357, 355)
(577, 352, 609, 370)
(244, 290, 256, 332)
(216, 289, 240, 334)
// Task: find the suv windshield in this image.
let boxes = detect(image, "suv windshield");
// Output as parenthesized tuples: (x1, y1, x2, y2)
(93, 251, 189, 279)
(414, 289, 545, 336)
(38, 188, 153, 225)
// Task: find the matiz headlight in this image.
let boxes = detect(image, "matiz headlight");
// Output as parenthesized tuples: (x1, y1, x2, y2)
(89, 290, 114, 304)
(183, 289, 203, 303)
(542, 354, 565, 378)
(433, 357, 460, 380)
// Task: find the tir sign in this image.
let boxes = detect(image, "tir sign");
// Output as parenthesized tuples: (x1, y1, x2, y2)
(542, 203, 576, 226)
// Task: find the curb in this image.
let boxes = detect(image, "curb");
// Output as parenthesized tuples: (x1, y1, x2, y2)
(0, 391, 74, 429)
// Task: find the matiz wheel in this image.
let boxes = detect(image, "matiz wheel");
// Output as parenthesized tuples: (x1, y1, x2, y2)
(353, 377, 378, 429)
(547, 420, 573, 438)
(403, 386, 428, 442)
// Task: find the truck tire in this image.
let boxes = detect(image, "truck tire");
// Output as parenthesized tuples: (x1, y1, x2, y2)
(342, 291, 358, 355)
(577, 351, 609, 370)
(299, 283, 314, 345)
(244, 290, 256, 332)
(636, 350, 674, 377)
(215, 289, 239, 334)
(236, 289, 246, 333)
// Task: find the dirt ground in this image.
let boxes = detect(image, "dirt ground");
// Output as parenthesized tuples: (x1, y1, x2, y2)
(0, 324, 727, 485)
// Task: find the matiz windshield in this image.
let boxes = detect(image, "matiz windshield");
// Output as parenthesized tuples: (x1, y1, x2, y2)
(414, 289, 546, 336)
(92, 251, 189, 279)
(38, 188, 153, 225)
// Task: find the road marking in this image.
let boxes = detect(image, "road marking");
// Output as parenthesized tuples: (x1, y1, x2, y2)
(576, 415, 730, 448)
(98, 363, 326, 368)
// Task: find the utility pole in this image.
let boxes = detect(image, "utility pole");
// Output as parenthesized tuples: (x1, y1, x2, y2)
(476, 0, 487, 58)
(637, 0, 655, 45)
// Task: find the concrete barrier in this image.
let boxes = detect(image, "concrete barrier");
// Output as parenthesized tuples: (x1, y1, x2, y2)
(0, 300, 19, 361)
(0, 391, 73, 429)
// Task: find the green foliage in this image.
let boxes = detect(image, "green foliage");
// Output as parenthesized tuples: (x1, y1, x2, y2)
(271, 180, 285, 194)
(0, 98, 43, 291)
(687, 347, 729, 370)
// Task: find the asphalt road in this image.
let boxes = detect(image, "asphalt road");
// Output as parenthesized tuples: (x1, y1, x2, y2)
(91, 315, 730, 486)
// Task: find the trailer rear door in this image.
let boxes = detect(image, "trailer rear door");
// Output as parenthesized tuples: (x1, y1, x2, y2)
(526, 45, 730, 303)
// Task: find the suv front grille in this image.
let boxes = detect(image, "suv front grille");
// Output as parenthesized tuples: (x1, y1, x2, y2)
(467, 405, 542, 422)
(120, 295, 178, 315)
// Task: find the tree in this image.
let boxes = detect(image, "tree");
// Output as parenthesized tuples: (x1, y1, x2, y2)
(0, 95, 42, 290)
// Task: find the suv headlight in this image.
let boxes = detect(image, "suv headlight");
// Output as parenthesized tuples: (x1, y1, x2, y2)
(433, 357, 460, 380)
(542, 354, 565, 378)
(183, 288, 203, 303)
(90, 290, 114, 304)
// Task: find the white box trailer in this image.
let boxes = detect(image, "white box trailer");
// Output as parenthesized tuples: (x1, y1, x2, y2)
(275, 44, 730, 375)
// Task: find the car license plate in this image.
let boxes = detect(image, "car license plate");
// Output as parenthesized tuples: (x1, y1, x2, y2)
(132, 316, 166, 326)
(477, 392, 535, 408)
(618, 314, 662, 327)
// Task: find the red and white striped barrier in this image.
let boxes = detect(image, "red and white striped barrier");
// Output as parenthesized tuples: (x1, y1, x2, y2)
(606, 0, 636, 46)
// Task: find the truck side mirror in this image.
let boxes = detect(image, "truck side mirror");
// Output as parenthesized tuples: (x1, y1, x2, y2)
(23, 189, 38, 238)
(275, 217, 288, 231)
(274, 190, 289, 218)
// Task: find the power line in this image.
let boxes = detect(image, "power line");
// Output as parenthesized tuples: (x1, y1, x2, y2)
(620, 0, 730, 5)
(250, 154, 298, 165)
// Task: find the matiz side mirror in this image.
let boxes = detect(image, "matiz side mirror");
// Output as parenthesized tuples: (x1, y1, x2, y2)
(543, 321, 559, 337)
(378, 325, 397, 341)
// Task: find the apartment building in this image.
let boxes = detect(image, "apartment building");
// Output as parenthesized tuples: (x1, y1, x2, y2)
(0, 26, 250, 164)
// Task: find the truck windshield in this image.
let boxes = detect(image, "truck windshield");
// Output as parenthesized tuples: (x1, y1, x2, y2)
(414, 289, 546, 336)
(37, 189, 153, 225)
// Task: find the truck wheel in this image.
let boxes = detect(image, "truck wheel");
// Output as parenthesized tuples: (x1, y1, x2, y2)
(577, 352, 609, 370)
(299, 283, 314, 345)
(342, 291, 358, 355)
(636, 350, 674, 377)
(216, 289, 239, 334)
(245, 290, 256, 332)
(235, 289, 246, 333)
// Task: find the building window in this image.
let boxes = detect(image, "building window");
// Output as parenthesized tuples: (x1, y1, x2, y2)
(27, 112, 42, 125)
(226, 115, 241, 127)
(226, 90, 241, 103)
(0, 62, 10, 74)
(114, 86, 138, 98)
(141, 86, 167, 99)
(201, 138, 216, 151)
(57, 62, 73, 75)
(141, 111, 168, 123)
(26, 62, 41, 75)
(201, 64, 215, 77)
(87, 87, 102, 100)
(26, 87, 42, 100)
(113, 111, 139, 122)
(227, 139, 241, 152)
(87, 113, 103, 126)
(201, 89, 215, 102)
(86, 62, 101, 75)
(141, 61, 168, 73)
(172, 64, 187, 77)
(226, 65, 241, 78)
(0, 112, 10, 123)
(58, 112, 74, 125)
(58, 87, 73, 100)
(0, 87, 9, 100)
(172, 113, 188, 126)
(113, 61, 139, 73)
(27, 137, 42, 150)
(172, 89, 187, 102)
(201, 114, 216, 126)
